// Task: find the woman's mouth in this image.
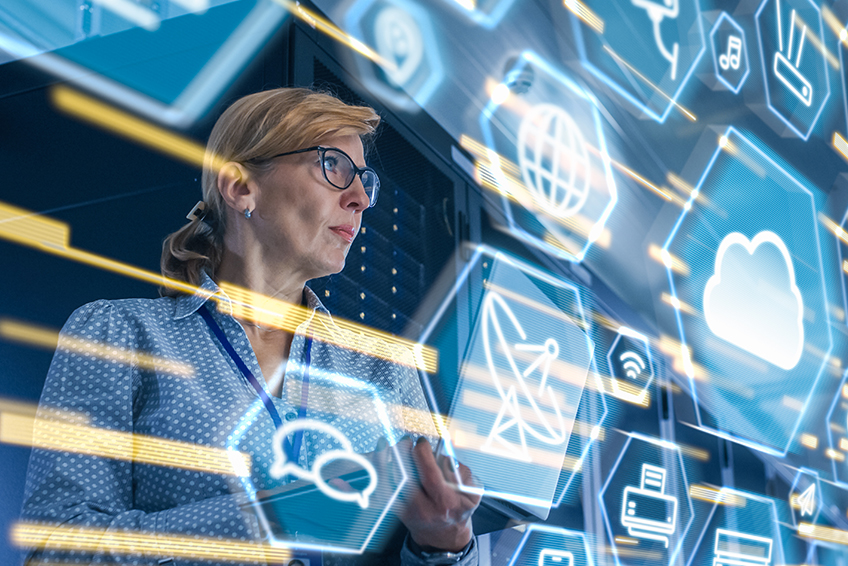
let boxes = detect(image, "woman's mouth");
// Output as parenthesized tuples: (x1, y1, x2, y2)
(329, 225, 355, 243)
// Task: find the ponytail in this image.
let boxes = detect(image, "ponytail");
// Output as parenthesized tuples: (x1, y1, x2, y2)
(159, 210, 224, 295)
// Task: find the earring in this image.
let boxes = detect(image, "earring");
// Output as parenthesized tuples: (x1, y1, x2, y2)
(244, 208, 252, 219)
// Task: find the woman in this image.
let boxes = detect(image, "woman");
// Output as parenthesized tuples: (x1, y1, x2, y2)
(21, 88, 480, 565)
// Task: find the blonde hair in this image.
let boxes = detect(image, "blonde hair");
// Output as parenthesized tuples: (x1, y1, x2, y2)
(160, 88, 380, 296)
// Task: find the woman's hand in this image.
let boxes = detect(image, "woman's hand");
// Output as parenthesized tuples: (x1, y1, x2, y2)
(395, 437, 481, 552)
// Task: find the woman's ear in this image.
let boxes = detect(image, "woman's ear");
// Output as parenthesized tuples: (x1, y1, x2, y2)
(217, 162, 256, 214)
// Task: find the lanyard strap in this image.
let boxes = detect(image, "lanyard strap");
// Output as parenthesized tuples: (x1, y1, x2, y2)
(199, 304, 283, 429)
(199, 304, 313, 465)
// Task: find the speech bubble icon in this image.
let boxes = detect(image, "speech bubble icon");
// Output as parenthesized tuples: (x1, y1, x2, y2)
(270, 418, 378, 509)
(312, 450, 379, 509)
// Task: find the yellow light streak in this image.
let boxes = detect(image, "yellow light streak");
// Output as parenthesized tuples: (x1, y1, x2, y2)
(819, 211, 848, 247)
(833, 131, 848, 163)
(661, 291, 697, 316)
(602, 46, 697, 122)
(0, 200, 438, 373)
(800, 433, 819, 449)
(453, 0, 477, 10)
(0, 318, 194, 377)
(271, 0, 397, 73)
(601, 375, 650, 407)
(51, 86, 225, 172)
(827, 448, 845, 462)
(840, 438, 848, 451)
(609, 160, 672, 200)
(11, 522, 292, 563)
(483, 281, 588, 329)
(648, 244, 690, 276)
(822, 5, 848, 49)
(219, 282, 437, 373)
(679, 444, 710, 462)
(798, 522, 848, 547)
(615, 536, 640, 546)
(688, 485, 747, 506)
(564, 0, 604, 34)
(0, 408, 250, 477)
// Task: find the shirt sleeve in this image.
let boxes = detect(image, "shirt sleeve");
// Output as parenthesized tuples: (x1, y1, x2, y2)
(19, 300, 263, 566)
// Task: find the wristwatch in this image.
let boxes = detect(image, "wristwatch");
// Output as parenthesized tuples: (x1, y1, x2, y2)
(406, 536, 475, 565)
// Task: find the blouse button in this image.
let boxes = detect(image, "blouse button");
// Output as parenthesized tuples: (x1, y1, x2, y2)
(285, 412, 297, 421)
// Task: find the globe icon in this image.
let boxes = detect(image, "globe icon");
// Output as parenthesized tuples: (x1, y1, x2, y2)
(517, 104, 591, 219)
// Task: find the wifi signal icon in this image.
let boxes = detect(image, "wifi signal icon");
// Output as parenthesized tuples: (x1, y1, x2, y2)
(620, 351, 646, 380)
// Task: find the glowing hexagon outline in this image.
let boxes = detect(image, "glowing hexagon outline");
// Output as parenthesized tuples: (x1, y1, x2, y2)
(0, 2, 289, 128)
(438, 0, 519, 29)
(825, 369, 848, 488)
(684, 488, 784, 566)
(506, 524, 595, 566)
(225, 368, 408, 555)
(662, 126, 833, 457)
(709, 12, 751, 94)
(478, 50, 618, 263)
(345, 0, 445, 112)
(754, 0, 831, 141)
(598, 432, 694, 566)
(788, 468, 822, 528)
(606, 326, 656, 405)
(570, 1, 706, 123)
(416, 243, 607, 508)
(837, 192, 848, 328)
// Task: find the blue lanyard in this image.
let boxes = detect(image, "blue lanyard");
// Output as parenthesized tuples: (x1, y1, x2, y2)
(199, 303, 311, 463)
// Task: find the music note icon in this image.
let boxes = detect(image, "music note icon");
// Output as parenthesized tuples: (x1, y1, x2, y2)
(719, 35, 742, 71)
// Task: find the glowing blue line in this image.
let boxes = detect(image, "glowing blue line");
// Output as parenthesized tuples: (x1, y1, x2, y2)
(754, 0, 830, 140)
(662, 126, 833, 458)
(570, 2, 706, 124)
(506, 524, 595, 566)
(599, 435, 695, 566)
(478, 50, 618, 263)
(683, 488, 784, 566)
(709, 12, 751, 94)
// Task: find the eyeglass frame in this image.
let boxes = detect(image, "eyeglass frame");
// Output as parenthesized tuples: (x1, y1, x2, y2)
(257, 145, 380, 208)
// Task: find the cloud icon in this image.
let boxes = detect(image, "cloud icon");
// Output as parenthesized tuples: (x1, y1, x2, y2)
(703, 231, 804, 370)
(270, 419, 378, 509)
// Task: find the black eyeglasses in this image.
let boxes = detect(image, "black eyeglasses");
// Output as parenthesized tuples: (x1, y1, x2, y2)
(265, 146, 380, 208)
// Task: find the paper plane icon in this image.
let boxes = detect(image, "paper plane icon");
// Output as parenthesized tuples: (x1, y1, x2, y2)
(797, 484, 815, 517)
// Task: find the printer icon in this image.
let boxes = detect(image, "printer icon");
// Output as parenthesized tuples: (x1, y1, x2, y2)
(620, 464, 678, 547)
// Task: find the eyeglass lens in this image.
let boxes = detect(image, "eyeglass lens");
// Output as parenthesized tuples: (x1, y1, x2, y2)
(320, 148, 380, 207)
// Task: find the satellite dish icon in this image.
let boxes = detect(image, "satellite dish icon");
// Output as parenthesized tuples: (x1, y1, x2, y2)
(480, 291, 569, 462)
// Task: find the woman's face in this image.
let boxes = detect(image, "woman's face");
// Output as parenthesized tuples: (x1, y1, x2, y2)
(252, 133, 371, 282)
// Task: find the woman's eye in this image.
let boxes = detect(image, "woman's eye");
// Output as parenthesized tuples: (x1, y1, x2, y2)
(323, 156, 339, 172)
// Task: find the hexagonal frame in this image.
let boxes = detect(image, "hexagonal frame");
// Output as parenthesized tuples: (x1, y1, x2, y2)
(479, 50, 618, 263)
(438, 0, 519, 29)
(226, 377, 407, 555)
(825, 369, 848, 487)
(599, 433, 695, 566)
(1, 2, 290, 127)
(709, 12, 750, 94)
(570, 0, 706, 123)
(836, 208, 848, 329)
(417, 244, 607, 509)
(606, 326, 656, 405)
(754, 0, 831, 140)
(507, 524, 595, 566)
(663, 126, 833, 457)
(686, 489, 784, 566)
(345, 0, 445, 113)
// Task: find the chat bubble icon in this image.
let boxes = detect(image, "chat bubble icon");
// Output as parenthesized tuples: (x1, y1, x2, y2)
(270, 419, 378, 509)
